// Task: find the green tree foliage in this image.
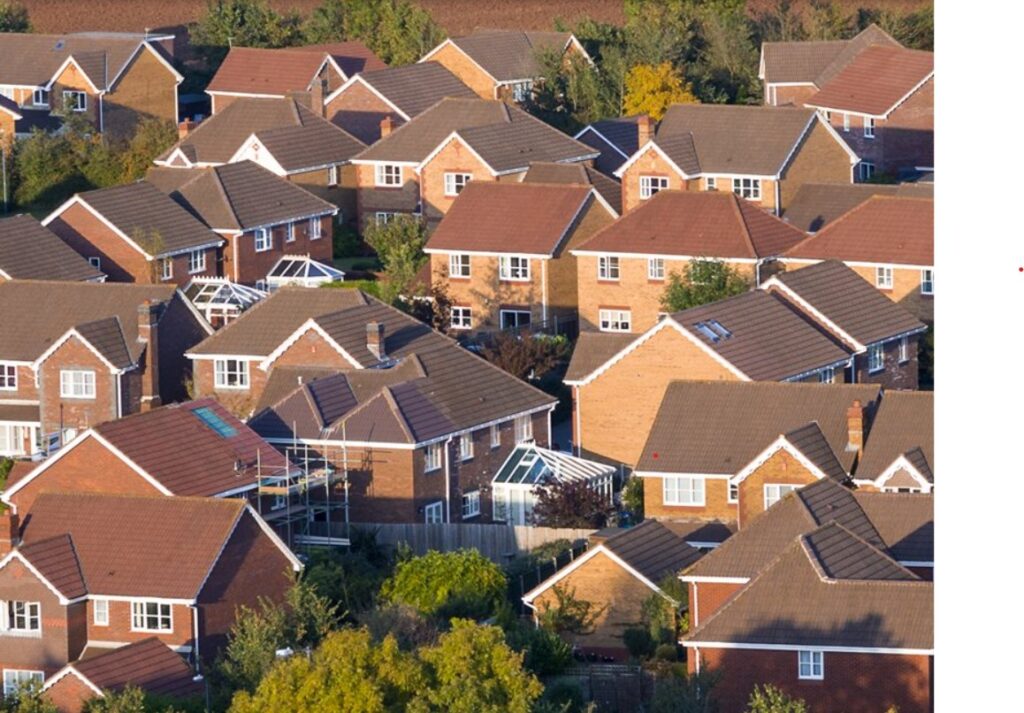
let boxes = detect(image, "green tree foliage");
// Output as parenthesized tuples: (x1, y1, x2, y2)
(313, 0, 445, 66)
(531, 479, 615, 529)
(660, 259, 752, 313)
(380, 549, 507, 620)
(361, 214, 428, 306)
(528, 48, 620, 133)
(192, 0, 303, 66)
(481, 332, 570, 381)
(623, 62, 699, 120)
(621, 475, 645, 522)
(121, 119, 179, 181)
(0, 1, 29, 32)
(536, 585, 605, 636)
(83, 686, 195, 713)
(745, 684, 808, 713)
(0, 681, 57, 713)
(650, 666, 722, 713)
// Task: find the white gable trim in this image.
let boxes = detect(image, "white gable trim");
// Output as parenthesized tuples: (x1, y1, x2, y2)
(571, 249, 757, 263)
(587, 185, 619, 219)
(522, 544, 675, 605)
(30, 327, 121, 374)
(613, 140, 696, 180)
(324, 75, 411, 121)
(245, 505, 304, 571)
(759, 276, 865, 352)
(259, 318, 363, 371)
(206, 89, 284, 99)
(862, 454, 933, 493)
(415, 131, 497, 176)
(679, 575, 750, 584)
(572, 125, 630, 162)
(229, 133, 288, 176)
(153, 147, 200, 168)
(419, 39, 499, 83)
(42, 666, 105, 696)
(811, 112, 861, 165)
(729, 434, 837, 486)
(42, 195, 155, 260)
(110, 41, 184, 90)
(0, 102, 21, 120)
(0, 550, 79, 605)
(44, 56, 103, 93)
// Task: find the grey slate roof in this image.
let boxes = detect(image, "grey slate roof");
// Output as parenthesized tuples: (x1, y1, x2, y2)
(577, 116, 645, 174)
(75, 317, 133, 369)
(357, 61, 477, 117)
(458, 119, 598, 173)
(0, 214, 103, 281)
(601, 519, 703, 586)
(446, 30, 574, 81)
(803, 522, 916, 581)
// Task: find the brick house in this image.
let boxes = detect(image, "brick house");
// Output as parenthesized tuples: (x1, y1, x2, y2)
(323, 61, 476, 144)
(571, 190, 807, 333)
(522, 520, 704, 658)
(42, 182, 223, 286)
(0, 281, 211, 458)
(0, 215, 104, 283)
(781, 194, 934, 322)
(780, 181, 932, 233)
(349, 97, 598, 232)
(42, 637, 201, 713)
(0, 491, 300, 688)
(680, 479, 932, 713)
(204, 43, 385, 115)
(614, 104, 859, 215)
(424, 182, 616, 334)
(0, 32, 181, 138)
(154, 97, 365, 225)
(573, 115, 647, 175)
(146, 161, 337, 286)
(851, 391, 933, 494)
(1, 398, 294, 516)
(186, 287, 557, 524)
(521, 162, 622, 216)
(419, 30, 591, 103)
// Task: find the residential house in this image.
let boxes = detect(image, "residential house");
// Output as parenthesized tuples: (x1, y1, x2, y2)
(521, 161, 622, 216)
(146, 161, 337, 286)
(522, 519, 704, 657)
(323, 61, 477, 144)
(573, 115, 648, 175)
(42, 182, 223, 286)
(186, 287, 557, 524)
(1, 398, 294, 516)
(0, 491, 300, 686)
(154, 97, 365, 224)
(854, 490, 934, 577)
(781, 194, 934, 321)
(780, 181, 932, 233)
(570, 190, 807, 333)
(852, 391, 933, 494)
(565, 260, 925, 468)
(0, 215, 104, 283)
(349, 97, 598, 231)
(204, 43, 385, 114)
(424, 182, 616, 333)
(614, 104, 859, 215)
(419, 29, 591, 103)
(0, 31, 181, 137)
(0, 281, 211, 457)
(42, 638, 202, 713)
(680, 479, 932, 713)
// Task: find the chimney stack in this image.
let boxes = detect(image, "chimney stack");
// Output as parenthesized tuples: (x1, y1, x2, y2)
(846, 400, 864, 454)
(0, 512, 19, 557)
(310, 78, 326, 117)
(177, 119, 195, 140)
(366, 322, 386, 360)
(138, 301, 162, 412)
(380, 116, 394, 138)
(637, 114, 654, 146)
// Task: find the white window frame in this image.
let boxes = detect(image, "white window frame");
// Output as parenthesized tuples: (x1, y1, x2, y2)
(498, 255, 530, 282)
(450, 306, 471, 331)
(309, 217, 323, 240)
(444, 172, 472, 197)
(490, 423, 501, 449)
(62, 90, 87, 113)
(514, 415, 533, 444)
(648, 257, 665, 281)
(93, 599, 109, 627)
(663, 476, 705, 506)
(510, 81, 533, 102)
(461, 490, 481, 519)
(32, 88, 48, 107)
(3, 670, 44, 697)
(898, 336, 910, 364)
(819, 366, 836, 384)
(842, 113, 850, 132)
(0, 363, 16, 391)
(254, 227, 272, 252)
(875, 265, 894, 289)
(449, 253, 471, 278)
(88, 256, 102, 269)
(599, 309, 631, 333)
(798, 650, 824, 680)
(327, 164, 339, 187)
(374, 164, 402, 187)
(424, 442, 442, 473)
(597, 255, 620, 281)
(187, 249, 206, 274)
(159, 257, 173, 281)
(424, 501, 443, 524)
(59, 370, 95, 399)
(1, 601, 41, 635)
(863, 116, 875, 139)
(728, 482, 738, 503)
(764, 484, 798, 510)
(920, 269, 934, 295)
(285, 222, 296, 243)
(213, 359, 250, 389)
(639, 175, 668, 200)
(867, 343, 885, 373)
(130, 600, 173, 632)
(859, 162, 875, 181)
(732, 177, 761, 200)
(500, 310, 531, 330)
(459, 433, 474, 461)
(705, 176, 717, 191)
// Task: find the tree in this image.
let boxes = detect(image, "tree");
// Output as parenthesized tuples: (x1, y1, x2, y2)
(621, 475, 644, 522)
(120, 118, 178, 181)
(83, 686, 193, 713)
(660, 259, 751, 312)
(417, 619, 544, 713)
(0, 681, 57, 713)
(527, 47, 620, 133)
(481, 332, 570, 381)
(531, 479, 614, 529)
(0, 1, 29, 32)
(192, 0, 304, 69)
(650, 667, 721, 713)
(536, 585, 605, 636)
(362, 214, 429, 306)
(745, 684, 808, 713)
(380, 549, 507, 620)
(623, 62, 698, 120)
(307, 0, 445, 66)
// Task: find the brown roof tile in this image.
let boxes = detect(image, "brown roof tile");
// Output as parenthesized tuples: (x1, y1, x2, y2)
(18, 533, 87, 600)
(70, 638, 202, 699)
(446, 30, 573, 81)
(782, 422, 846, 482)
(781, 182, 932, 233)
(602, 519, 703, 585)
(803, 521, 916, 581)
(857, 391, 933, 482)
(521, 161, 622, 215)
(760, 39, 847, 84)
(854, 492, 933, 563)
(356, 61, 477, 118)
(0, 32, 168, 89)
(207, 44, 384, 96)
(807, 45, 933, 116)
(0, 215, 103, 282)
(563, 332, 635, 383)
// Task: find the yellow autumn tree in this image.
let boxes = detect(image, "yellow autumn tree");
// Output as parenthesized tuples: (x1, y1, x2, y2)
(623, 62, 699, 121)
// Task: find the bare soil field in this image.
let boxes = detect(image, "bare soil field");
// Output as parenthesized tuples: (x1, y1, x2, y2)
(22, 0, 927, 37)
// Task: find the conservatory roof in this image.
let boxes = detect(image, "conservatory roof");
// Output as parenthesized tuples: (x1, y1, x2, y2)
(493, 444, 615, 487)
(184, 278, 266, 312)
(266, 255, 345, 283)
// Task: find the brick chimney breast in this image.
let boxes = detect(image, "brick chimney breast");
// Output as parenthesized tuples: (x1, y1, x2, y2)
(380, 116, 394, 138)
(177, 119, 195, 140)
(0, 512, 19, 557)
(366, 322, 386, 360)
(138, 300, 163, 411)
(637, 114, 654, 147)
(846, 400, 864, 453)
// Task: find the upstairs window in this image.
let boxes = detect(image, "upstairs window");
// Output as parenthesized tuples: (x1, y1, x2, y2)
(764, 484, 798, 510)
(459, 433, 474, 461)
(214, 359, 249, 389)
(867, 343, 885, 373)
(705, 176, 717, 191)
(920, 269, 934, 295)
(499, 256, 530, 281)
(598, 255, 620, 281)
(187, 249, 206, 274)
(60, 370, 95, 399)
(93, 599, 109, 626)
(375, 164, 402, 187)
(285, 223, 296, 243)
(254, 227, 272, 252)
(864, 117, 875, 139)
(424, 442, 442, 472)
(131, 601, 172, 632)
(842, 113, 850, 132)
(732, 178, 761, 200)
(819, 366, 836, 384)
(514, 415, 532, 443)
(899, 336, 910, 364)
(875, 266, 894, 289)
(648, 257, 665, 281)
(62, 90, 87, 113)
(444, 172, 472, 197)
(1, 601, 41, 634)
(798, 650, 824, 680)
(663, 476, 704, 506)
(510, 81, 533, 103)
(327, 165, 339, 187)
(639, 175, 668, 200)
(0, 363, 16, 391)
(490, 423, 501, 449)
(599, 309, 631, 333)
(309, 217, 323, 240)
(449, 254, 471, 278)
(160, 257, 173, 281)
(32, 88, 48, 107)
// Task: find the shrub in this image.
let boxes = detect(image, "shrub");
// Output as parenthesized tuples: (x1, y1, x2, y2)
(380, 549, 507, 620)
(623, 627, 656, 659)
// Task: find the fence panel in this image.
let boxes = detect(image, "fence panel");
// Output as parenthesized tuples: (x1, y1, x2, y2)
(349, 522, 594, 561)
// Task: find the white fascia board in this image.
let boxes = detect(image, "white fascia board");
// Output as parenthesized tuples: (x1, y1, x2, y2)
(423, 248, 551, 259)
(30, 328, 122, 374)
(42, 666, 104, 696)
(206, 90, 285, 99)
(679, 575, 750, 584)
(759, 276, 865, 351)
(45, 56, 102, 93)
(613, 140, 695, 181)
(572, 126, 629, 161)
(185, 353, 266, 361)
(246, 504, 304, 571)
(811, 112, 861, 165)
(42, 195, 154, 260)
(325, 75, 410, 121)
(259, 319, 363, 371)
(415, 131, 497, 176)
(679, 641, 933, 656)
(633, 471, 733, 480)
(729, 435, 834, 486)
(0, 550, 75, 604)
(570, 249, 757, 263)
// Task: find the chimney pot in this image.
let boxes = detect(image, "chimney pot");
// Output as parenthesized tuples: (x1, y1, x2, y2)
(366, 322, 386, 360)
(380, 116, 394, 138)
(0, 511, 19, 557)
(637, 114, 654, 146)
(177, 119, 195, 140)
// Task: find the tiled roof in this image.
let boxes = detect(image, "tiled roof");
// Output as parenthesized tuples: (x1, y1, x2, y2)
(426, 182, 595, 255)
(857, 391, 933, 481)
(446, 30, 573, 81)
(521, 161, 622, 215)
(457, 119, 599, 173)
(0, 280, 176, 363)
(0, 214, 103, 281)
(563, 332, 635, 383)
(637, 382, 881, 476)
(760, 25, 900, 86)
(854, 492, 933, 563)
(148, 161, 336, 232)
(357, 61, 477, 118)
(602, 519, 703, 586)
(20, 492, 247, 599)
(206, 43, 384, 95)
(0, 32, 168, 89)
(784, 195, 932, 266)
(576, 115, 645, 174)
(807, 45, 933, 116)
(781, 182, 933, 233)
(75, 317, 133, 369)
(70, 638, 202, 698)
(63, 182, 222, 255)
(767, 260, 927, 347)
(18, 533, 87, 600)
(782, 422, 847, 482)
(803, 521, 915, 581)
(572, 190, 805, 259)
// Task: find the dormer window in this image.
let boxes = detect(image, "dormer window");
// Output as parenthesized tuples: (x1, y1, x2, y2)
(640, 176, 668, 200)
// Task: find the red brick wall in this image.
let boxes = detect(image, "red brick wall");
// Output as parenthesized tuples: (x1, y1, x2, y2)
(1, 364, 38, 401)
(852, 335, 920, 390)
(325, 81, 406, 144)
(38, 336, 118, 437)
(192, 359, 265, 418)
(0, 559, 76, 676)
(225, 216, 333, 285)
(689, 581, 744, 629)
(43, 673, 95, 713)
(85, 599, 193, 649)
(47, 203, 151, 283)
(355, 163, 421, 234)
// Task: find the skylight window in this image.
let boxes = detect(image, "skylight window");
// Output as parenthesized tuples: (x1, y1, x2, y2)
(707, 320, 732, 340)
(193, 406, 237, 438)
(694, 322, 721, 343)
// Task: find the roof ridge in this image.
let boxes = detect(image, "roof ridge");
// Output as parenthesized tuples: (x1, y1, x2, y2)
(729, 194, 761, 259)
(801, 521, 919, 582)
(209, 166, 242, 230)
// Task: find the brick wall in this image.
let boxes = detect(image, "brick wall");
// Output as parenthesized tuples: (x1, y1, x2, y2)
(644, 476, 735, 522)
(620, 148, 692, 213)
(104, 45, 179, 138)
(428, 43, 496, 99)
(290, 168, 358, 229)
(432, 253, 543, 331)
(355, 163, 420, 233)
(546, 198, 616, 324)
(783, 260, 933, 323)
(192, 359, 265, 418)
(39, 336, 118, 437)
(51, 62, 99, 130)
(226, 216, 333, 285)
(778, 119, 854, 211)
(42, 673, 95, 713)
(737, 449, 820, 529)
(689, 581, 744, 629)
(0, 558, 75, 676)
(419, 138, 497, 225)
(325, 80, 406, 144)
(853, 335, 920, 390)
(47, 203, 151, 283)
(85, 599, 193, 649)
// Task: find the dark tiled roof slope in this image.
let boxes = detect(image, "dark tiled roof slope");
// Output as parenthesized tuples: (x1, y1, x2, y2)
(18, 534, 88, 600)
(563, 332, 635, 383)
(206, 44, 383, 95)
(783, 422, 847, 482)
(857, 391, 933, 480)
(358, 62, 477, 117)
(0, 32, 165, 88)
(854, 492, 933, 563)
(781, 182, 932, 233)
(0, 215, 103, 281)
(602, 519, 703, 585)
(447, 30, 573, 81)
(521, 161, 622, 215)
(803, 522, 916, 581)
(72, 638, 202, 698)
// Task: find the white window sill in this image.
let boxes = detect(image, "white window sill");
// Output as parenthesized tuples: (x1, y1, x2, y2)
(214, 384, 250, 391)
(0, 630, 42, 638)
(60, 394, 96, 400)
(130, 627, 173, 634)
